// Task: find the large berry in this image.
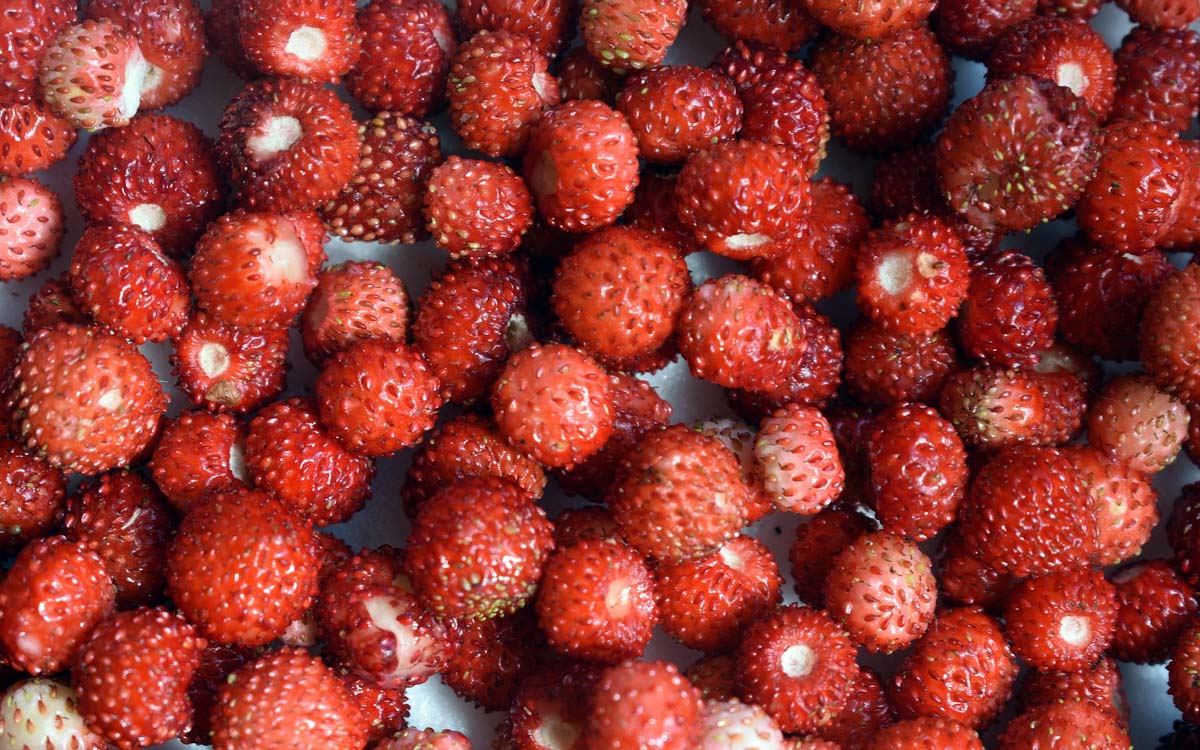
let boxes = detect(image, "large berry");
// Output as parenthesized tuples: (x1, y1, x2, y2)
(149, 411, 249, 514)
(172, 311, 290, 414)
(1003, 566, 1118, 671)
(0, 679, 105, 750)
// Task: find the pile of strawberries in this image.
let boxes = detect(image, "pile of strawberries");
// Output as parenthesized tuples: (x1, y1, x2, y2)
(3, 0, 1200, 746)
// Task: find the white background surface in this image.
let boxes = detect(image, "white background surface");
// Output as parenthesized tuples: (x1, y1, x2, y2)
(9, 1, 1200, 746)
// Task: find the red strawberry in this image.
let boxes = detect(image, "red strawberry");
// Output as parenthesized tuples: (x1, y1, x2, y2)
(379, 729, 472, 750)
(238, 0, 361, 82)
(181, 643, 251, 745)
(523, 100, 639, 233)
(610, 423, 749, 562)
(38, 19, 148, 130)
(810, 26, 952, 153)
(84, 0, 207, 109)
(939, 365, 1049, 450)
(0, 0, 75, 105)
(1111, 559, 1199, 664)
(934, 0, 1036, 59)
(675, 140, 811, 259)
(167, 488, 320, 647)
(737, 604, 857, 735)
(753, 403, 843, 515)
(74, 113, 224, 256)
(1037, 0, 1103, 18)
(553, 506, 621, 546)
(958, 446, 1097, 577)
(737, 58, 829, 175)
(499, 662, 599, 750)
(937, 528, 1016, 609)
(334, 668, 408, 744)
(68, 224, 190, 343)
(586, 661, 703, 750)
(697, 699, 785, 749)
(149, 411, 249, 514)
(1063, 445, 1158, 566)
(0, 176, 63, 281)
(454, 0, 575, 58)
(246, 397, 374, 526)
(687, 654, 739, 703)
(997, 699, 1130, 749)
(406, 477, 553, 619)
(442, 607, 543, 711)
(22, 273, 89, 335)
(1112, 27, 1200, 135)
(1171, 483, 1200, 586)
(844, 322, 957, 406)
(424, 156, 533, 258)
(191, 210, 321, 330)
(1002, 565, 1117, 671)
(0, 536, 115, 675)
(0, 440, 65, 554)
(1173, 625, 1200, 725)
(937, 75, 1099, 232)
(655, 535, 783, 653)
(1142, 264, 1200, 403)
(211, 649, 368, 750)
(698, 0, 819, 51)
(536, 538, 658, 663)
(560, 45, 621, 103)
(957, 251, 1058, 367)
(866, 718, 984, 750)
(172, 311, 290, 414)
(348, 0, 455, 116)
(0, 678, 106, 750)
(300, 261, 410, 365)
(1021, 657, 1129, 726)
(582, 0, 687, 74)
(0, 102, 76, 177)
(986, 16, 1115, 117)
(1088, 374, 1189, 473)
(624, 171, 699, 255)
(803, 0, 933, 38)
(72, 608, 205, 750)
(1162, 140, 1200, 251)
(447, 30, 559, 159)
(889, 606, 1018, 728)
(615, 65, 741, 165)
(1116, 0, 1200, 29)
(10, 324, 166, 474)
(812, 665, 895, 748)
(790, 506, 874, 606)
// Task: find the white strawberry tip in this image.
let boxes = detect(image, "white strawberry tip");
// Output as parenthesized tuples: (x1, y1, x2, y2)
(604, 579, 632, 618)
(117, 47, 150, 128)
(285, 26, 329, 62)
(129, 203, 167, 233)
(199, 342, 231, 378)
(877, 252, 914, 295)
(780, 644, 816, 678)
(532, 72, 553, 104)
(247, 115, 304, 162)
(97, 388, 123, 412)
(228, 441, 248, 482)
(532, 712, 580, 750)
(1056, 62, 1087, 99)
(718, 544, 744, 571)
(724, 233, 770, 251)
(140, 62, 165, 100)
(1059, 615, 1091, 646)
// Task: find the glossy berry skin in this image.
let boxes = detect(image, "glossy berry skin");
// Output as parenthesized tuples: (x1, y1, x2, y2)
(445, 30, 559, 159)
(0, 440, 66, 553)
(167, 489, 320, 647)
(17, 274, 87, 336)
(347, 0, 455, 117)
(937, 530, 1016, 610)
(453, 0, 574, 58)
(315, 339, 444, 457)
(172, 311, 290, 415)
(424, 156, 533, 258)
(551, 226, 691, 370)
(560, 46, 622, 103)
(867, 717, 984, 750)
(790, 507, 874, 607)
(237, 0, 360, 82)
(491, 343, 613, 469)
(0, 678, 107, 750)
(441, 607, 542, 711)
(939, 365, 1049, 450)
(737, 604, 858, 735)
(616, 65, 742, 165)
(936, 75, 1099, 232)
(957, 251, 1058, 367)
(935, 0, 1037, 60)
(1112, 27, 1200, 135)
(986, 16, 1116, 118)
(0, 177, 63, 281)
(844, 323, 957, 406)
(1172, 626, 1200, 725)
(582, 0, 685, 74)
(406, 477, 553, 620)
(737, 58, 829, 176)
(0, 102, 76, 177)
(586, 661, 703, 750)
(1064, 445, 1158, 567)
(0, 0, 75, 106)
(609, 424, 749, 563)
(500, 663, 599, 750)
(536, 538, 658, 663)
(0, 536, 115, 676)
(323, 113, 443, 244)
(10, 324, 167, 475)
(1142, 264, 1200, 403)
(1003, 566, 1118, 671)
(38, 19, 147, 131)
(210, 649, 368, 750)
(754, 403, 844, 515)
(149, 411, 249, 514)
(1087, 374, 1190, 474)
(675, 140, 811, 260)
(814, 665, 896, 748)
(1020, 657, 1128, 726)
(1116, 0, 1200, 29)
(300, 261, 411, 365)
(522, 100, 639, 233)
(999, 700, 1131, 749)
(803, 0, 933, 38)
(1111, 560, 1199, 664)
(72, 608, 205, 750)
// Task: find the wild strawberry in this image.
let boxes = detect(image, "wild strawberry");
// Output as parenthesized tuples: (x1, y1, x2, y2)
(1117, 0, 1200, 28)
(334, 668, 408, 744)
(535, 538, 657, 663)
(85, 0, 207, 109)
(866, 718, 984, 750)
(11, 324, 166, 474)
(708, 39, 790, 92)
(172, 311, 289, 414)
(587, 661, 703, 750)
(349, 0, 455, 116)
(655, 535, 782, 653)
(413, 256, 531, 403)
(807, 665, 893, 748)
(552, 363, 668, 487)
(167, 489, 320, 647)
(523, 100, 639, 233)
(1062, 445, 1158, 566)
(560, 45, 621, 103)
(72, 608, 205, 750)
(1002, 566, 1117, 671)
(181, 643, 251, 745)
(0, 536, 115, 675)
(68, 224, 189, 343)
(843, 323, 957, 406)
(379, 729, 472, 750)
(583, 0, 685, 74)
(0, 679, 106, 750)
(997, 699, 1131, 749)
(675, 140, 810, 260)
(503, 663, 603, 750)
(1037, 0, 1103, 18)
(0, 440, 65, 554)
(790, 506, 874, 606)
(610, 423, 749, 562)
(937, 528, 1016, 609)
(553, 507, 621, 547)
(1112, 27, 1200, 135)
(246, 398, 374, 526)
(211, 649, 368, 750)
(889, 606, 1018, 728)
(804, 0, 934, 38)
(937, 75, 1099, 232)
(934, 0, 1037, 59)
(442, 607, 542, 711)
(0, 176, 63, 281)
(737, 604, 857, 735)
(687, 654, 739, 703)
(752, 403, 843, 515)
(1171, 484, 1200, 586)
(1174, 627, 1200, 727)
(697, 699, 784, 749)
(737, 58, 829, 175)
(237, 0, 360, 82)
(1021, 656, 1129, 726)
(957, 251, 1058, 367)
(811, 26, 952, 153)
(423, 157, 533, 259)
(624, 172, 699, 255)
(699, 0, 820, 51)
(939, 366, 1048, 450)
(958, 446, 1097, 577)
(149, 411, 249, 514)
(1088, 374, 1190, 473)
(0, 0, 75, 105)
(1163, 141, 1200, 251)
(0, 102, 76, 177)
(22, 274, 89, 334)
(1111, 559, 1199, 664)
(38, 19, 148, 130)
(987, 16, 1115, 119)
(1141, 264, 1200, 403)
(615, 65, 742, 165)
(446, 30, 559, 159)
(678, 275, 806, 392)
(454, 0, 574, 58)
(218, 78, 359, 212)
(190, 210, 321, 330)
(300, 261, 410, 365)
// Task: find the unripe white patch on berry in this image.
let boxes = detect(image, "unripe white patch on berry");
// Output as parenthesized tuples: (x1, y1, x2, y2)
(780, 644, 816, 678)
(247, 116, 304, 161)
(119, 50, 150, 125)
(0, 678, 105, 750)
(245, 220, 308, 284)
(198, 342, 231, 378)
(1056, 63, 1087, 99)
(97, 388, 123, 412)
(718, 544, 744, 572)
(725, 233, 770, 252)
(605, 579, 632, 618)
(877, 253, 913, 295)
(285, 26, 328, 62)
(532, 712, 580, 750)
(532, 72, 554, 104)
(140, 62, 164, 97)
(364, 594, 436, 683)
(1059, 615, 1090, 646)
(699, 699, 784, 750)
(228, 441, 248, 482)
(129, 203, 166, 233)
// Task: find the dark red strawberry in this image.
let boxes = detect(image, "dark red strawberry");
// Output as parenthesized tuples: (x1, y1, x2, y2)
(803, 0, 933, 38)
(1111, 559, 1199, 664)
(843, 322, 958, 406)
(699, 0, 820, 51)
(559, 45, 621, 103)
(1112, 27, 1200, 135)
(149, 411, 249, 514)
(957, 250, 1058, 367)
(441, 607, 543, 711)
(736, 58, 829, 175)
(499, 663, 599, 750)
(454, 0, 574, 57)
(934, 0, 1037, 60)
(615, 65, 742, 165)
(814, 665, 896, 748)
(0, 440, 65, 554)
(348, 0, 455, 116)
(937, 528, 1016, 609)
(22, 274, 89, 335)
(708, 39, 791, 92)
(986, 16, 1115, 117)
(866, 718, 984, 750)
(1021, 657, 1129, 726)
(1141, 264, 1200, 403)
(238, 0, 360, 81)
(172, 311, 290, 414)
